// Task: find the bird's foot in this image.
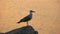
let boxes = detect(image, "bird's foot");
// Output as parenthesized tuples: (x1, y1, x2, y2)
(26, 24, 30, 26)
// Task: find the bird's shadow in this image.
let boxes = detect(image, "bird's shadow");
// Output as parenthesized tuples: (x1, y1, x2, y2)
(0, 25, 38, 34)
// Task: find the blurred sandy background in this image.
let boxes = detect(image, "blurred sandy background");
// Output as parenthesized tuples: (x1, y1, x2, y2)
(0, 0, 60, 34)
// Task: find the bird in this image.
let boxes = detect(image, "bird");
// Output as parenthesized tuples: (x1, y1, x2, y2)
(17, 10, 35, 26)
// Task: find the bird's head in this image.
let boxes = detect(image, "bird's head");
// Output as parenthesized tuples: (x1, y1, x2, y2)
(30, 10, 35, 13)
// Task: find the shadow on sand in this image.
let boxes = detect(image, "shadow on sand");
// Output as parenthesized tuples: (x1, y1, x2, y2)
(0, 25, 38, 34)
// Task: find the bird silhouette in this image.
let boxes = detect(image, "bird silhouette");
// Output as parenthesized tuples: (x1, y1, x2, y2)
(17, 10, 35, 26)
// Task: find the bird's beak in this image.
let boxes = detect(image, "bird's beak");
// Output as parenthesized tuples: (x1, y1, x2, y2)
(32, 11, 35, 13)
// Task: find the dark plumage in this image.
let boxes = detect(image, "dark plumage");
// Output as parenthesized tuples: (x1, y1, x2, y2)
(19, 15, 31, 22)
(17, 10, 35, 26)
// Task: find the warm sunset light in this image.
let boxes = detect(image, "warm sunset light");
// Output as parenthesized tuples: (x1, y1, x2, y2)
(0, 0, 60, 34)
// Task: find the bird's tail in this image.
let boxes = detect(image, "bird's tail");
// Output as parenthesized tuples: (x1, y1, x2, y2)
(17, 21, 21, 23)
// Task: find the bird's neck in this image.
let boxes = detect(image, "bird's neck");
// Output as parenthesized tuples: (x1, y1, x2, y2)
(29, 12, 33, 17)
(30, 12, 32, 15)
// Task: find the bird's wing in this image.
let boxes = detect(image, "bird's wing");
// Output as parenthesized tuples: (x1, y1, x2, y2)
(20, 15, 31, 22)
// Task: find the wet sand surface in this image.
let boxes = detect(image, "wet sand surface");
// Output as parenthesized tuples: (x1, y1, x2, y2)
(0, 0, 60, 34)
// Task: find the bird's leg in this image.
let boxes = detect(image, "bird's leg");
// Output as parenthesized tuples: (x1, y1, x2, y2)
(27, 21, 29, 26)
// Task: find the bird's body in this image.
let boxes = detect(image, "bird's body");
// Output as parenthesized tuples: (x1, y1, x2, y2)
(17, 10, 35, 26)
(20, 15, 32, 22)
